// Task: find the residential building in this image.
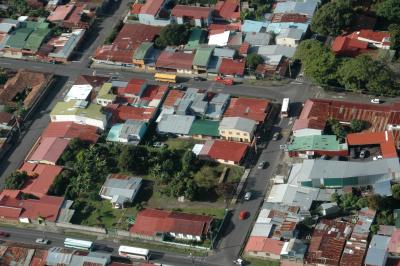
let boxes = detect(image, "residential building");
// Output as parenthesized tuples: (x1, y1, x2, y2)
(118, 79, 147, 102)
(50, 100, 108, 130)
(273, 1, 318, 18)
(106, 104, 157, 124)
(64, 84, 92, 102)
(224, 97, 270, 124)
(214, 0, 240, 21)
(347, 131, 398, 159)
(96, 82, 116, 106)
(137, 0, 171, 26)
(156, 50, 194, 74)
(287, 135, 348, 158)
(280, 238, 308, 263)
(241, 20, 269, 33)
(267, 21, 309, 35)
(350, 29, 391, 49)
(388, 228, 400, 257)
(27, 137, 69, 165)
(213, 47, 236, 59)
(185, 28, 207, 50)
(189, 119, 220, 139)
(205, 93, 230, 120)
(289, 158, 400, 188)
(270, 13, 308, 23)
(208, 30, 231, 46)
(276, 28, 304, 47)
(244, 237, 285, 260)
(320, 202, 339, 216)
(208, 22, 241, 35)
(99, 174, 142, 208)
(131, 208, 213, 241)
(132, 42, 155, 69)
(252, 45, 296, 62)
(218, 58, 245, 77)
(107, 120, 147, 144)
(365, 235, 390, 266)
(244, 32, 271, 46)
(42, 29, 85, 63)
(219, 117, 256, 143)
(47, 3, 94, 29)
(157, 114, 195, 135)
(198, 139, 249, 165)
(193, 47, 214, 74)
(293, 99, 400, 136)
(332, 35, 369, 57)
(41, 122, 99, 143)
(171, 5, 212, 27)
(0, 189, 64, 223)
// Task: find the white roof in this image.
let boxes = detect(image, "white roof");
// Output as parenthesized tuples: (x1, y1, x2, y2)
(64, 84, 93, 102)
(208, 31, 230, 46)
(192, 144, 204, 156)
(250, 223, 273, 237)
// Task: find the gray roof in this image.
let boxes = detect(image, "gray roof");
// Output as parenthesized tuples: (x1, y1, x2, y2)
(292, 158, 400, 182)
(100, 176, 142, 203)
(191, 97, 208, 115)
(250, 223, 273, 237)
(255, 45, 296, 58)
(46, 247, 74, 265)
(281, 238, 307, 259)
(277, 28, 304, 40)
(219, 117, 256, 132)
(206, 103, 225, 120)
(119, 120, 147, 141)
(365, 235, 390, 266)
(0, 23, 14, 33)
(373, 179, 392, 196)
(211, 93, 230, 104)
(244, 32, 271, 46)
(274, 1, 318, 17)
(157, 114, 195, 135)
(111, 80, 129, 88)
(69, 253, 110, 266)
(213, 47, 236, 58)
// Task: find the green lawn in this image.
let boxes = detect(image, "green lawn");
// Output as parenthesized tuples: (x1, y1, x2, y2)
(165, 138, 204, 151)
(172, 207, 227, 219)
(243, 256, 280, 266)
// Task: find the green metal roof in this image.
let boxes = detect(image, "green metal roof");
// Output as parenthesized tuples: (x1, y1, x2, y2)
(97, 82, 116, 101)
(134, 42, 153, 60)
(189, 119, 220, 137)
(6, 28, 33, 49)
(50, 100, 106, 121)
(186, 28, 206, 49)
(193, 47, 214, 67)
(287, 135, 347, 152)
(24, 28, 50, 52)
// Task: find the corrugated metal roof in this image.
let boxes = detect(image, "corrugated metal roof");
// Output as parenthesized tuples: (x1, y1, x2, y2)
(157, 114, 195, 135)
(219, 116, 256, 132)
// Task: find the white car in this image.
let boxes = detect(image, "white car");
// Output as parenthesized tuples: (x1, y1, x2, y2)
(371, 99, 381, 104)
(35, 238, 49, 245)
(244, 192, 252, 201)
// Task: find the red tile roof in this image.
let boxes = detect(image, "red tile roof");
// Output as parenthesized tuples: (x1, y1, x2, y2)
(140, 0, 164, 16)
(41, 122, 99, 143)
(106, 104, 156, 123)
(356, 29, 390, 44)
(215, 0, 240, 20)
(27, 137, 69, 165)
(347, 131, 397, 158)
(130, 208, 213, 237)
(245, 236, 285, 255)
(163, 89, 185, 108)
(238, 42, 249, 55)
(20, 162, 62, 197)
(74, 75, 110, 88)
(218, 58, 245, 76)
(156, 51, 194, 70)
(140, 85, 168, 102)
(47, 4, 75, 21)
(171, 5, 212, 19)
(332, 35, 368, 57)
(224, 97, 269, 123)
(94, 24, 161, 63)
(118, 79, 146, 96)
(293, 98, 400, 133)
(203, 140, 248, 163)
(208, 22, 241, 35)
(131, 3, 143, 14)
(271, 13, 308, 23)
(0, 111, 13, 125)
(0, 190, 64, 222)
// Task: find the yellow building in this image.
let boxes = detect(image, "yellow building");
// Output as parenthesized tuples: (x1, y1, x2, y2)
(219, 117, 257, 143)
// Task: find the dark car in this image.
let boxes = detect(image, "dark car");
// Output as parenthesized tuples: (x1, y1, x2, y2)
(194, 77, 206, 81)
(0, 231, 10, 237)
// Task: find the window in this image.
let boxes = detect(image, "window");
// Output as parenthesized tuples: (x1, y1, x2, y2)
(236, 132, 240, 135)
(243, 133, 248, 136)
(221, 130, 225, 133)
(228, 131, 232, 134)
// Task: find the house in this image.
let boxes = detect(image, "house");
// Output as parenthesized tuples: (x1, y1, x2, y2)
(157, 114, 195, 135)
(365, 235, 390, 266)
(106, 104, 156, 124)
(64, 84, 92, 102)
(27, 137, 69, 165)
(244, 237, 285, 260)
(198, 139, 249, 165)
(193, 47, 214, 74)
(287, 135, 348, 158)
(320, 202, 339, 216)
(244, 32, 271, 46)
(208, 30, 231, 46)
(280, 238, 308, 263)
(252, 45, 296, 62)
(156, 50, 194, 74)
(47, 3, 93, 29)
(137, 0, 171, 26)
(351, 29, 391, 49)
(347, 131, 398, 159)
(132, 42, 155, 69)
(0, 189, 64, 223)
(273, 1, 318, 18)
(20, 162, 63, 197)
(208, 22, 241, 35)
(99, 174, 142, 208)
(189, 119, 220, 139)
(388, 228, 400, 257)
(205, 93, 230, 120)
(332, 35, 369, 57)
(50, 100, 108, 130)
(96, 83, 116, 106)
(293, 99, 400, 137)
(289, 158, 400, 188)
(171, 5, 212, 27)
(130, 208, 213, 241)
(305, 219, 352, 265)
(185, 28, 207, 50)
(218, 58, 245, 77)
(41, 122, 99, 144)
(223, 97, 270, 124)
(241, 20, 269, 33)
(118, 79, 147, 102)
(107, 120, 147, 144)
(270, 13, 308, 23)
(276, 28, 304, 47)
(219, 117, 256, 143)
(213, 47, 236, 59)
(214, 0, 240, 22)
(93, 24, 161, 66)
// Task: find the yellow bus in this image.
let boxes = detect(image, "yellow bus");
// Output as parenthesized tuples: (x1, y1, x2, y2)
(154, 73, 177, 83)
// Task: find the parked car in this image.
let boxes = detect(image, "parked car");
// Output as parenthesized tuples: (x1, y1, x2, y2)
(371, 98, 381, 104)
(320, 155, 329, 160)
(359, 149, 367, 159)
(0, 231, 9, 237)
(35, 238, 49, 245)
(258, 161, 267, 169)
(214, 76, 233, 85)
(244, 192, 252, 201)
(153, 142, 167, 148)
(194, 76, 206, 81)
(233, 258, 244, 265)
(272, 132, 280, 141)
(239, 211, 249, 220)
(373, 155, 383, 160)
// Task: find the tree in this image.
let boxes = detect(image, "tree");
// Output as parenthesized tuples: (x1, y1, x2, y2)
(246, 53, 264, 70)
(48, 170, 72, 196)
(350, 119, 366, 133)
(374, 0, 400, 22)
(182, 150, 197, 172)
(155, 24, 189, 48)
(240, 10, 255, 20)
(294, 40, 338, 85)
(337, 55, 396, 95)
(118, 145, 149, 174)
(392, 184, 400, 200)
(388, 24, 400, 50)
(311, 1, 354, 36)
(326, 118, 346, 139)
(4, 171, 29, 190)
(368, 194, 382, 210)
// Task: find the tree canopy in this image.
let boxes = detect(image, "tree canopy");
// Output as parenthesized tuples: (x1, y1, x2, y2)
(311, 0, 354, 36)
(4, 171, 29, 190)
(246, 53, 264, 70)
(350, 119, 367, 133)
(374, 0, 400, 22)
(392, 184, 400, 200)
(155, 24, 190, 48)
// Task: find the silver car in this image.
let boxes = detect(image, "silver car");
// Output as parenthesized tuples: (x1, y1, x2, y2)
(35, 238, 49, 245)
